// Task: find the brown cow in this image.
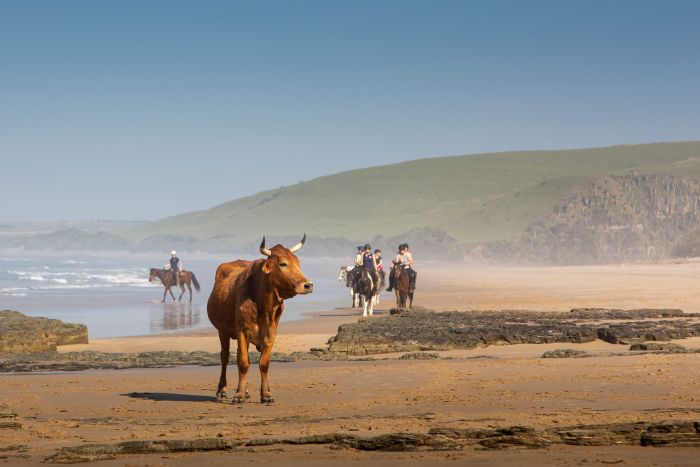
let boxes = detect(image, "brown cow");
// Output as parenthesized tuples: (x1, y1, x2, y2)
(207, 235, 313, 404)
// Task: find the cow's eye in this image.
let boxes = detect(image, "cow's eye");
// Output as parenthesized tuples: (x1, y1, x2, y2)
(279, 262, 288, 268)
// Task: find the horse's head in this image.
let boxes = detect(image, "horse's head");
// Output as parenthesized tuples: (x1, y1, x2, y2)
(149, 268, 158, 282)
(391, 261, 403, 279)
(338, 266, 347, 282)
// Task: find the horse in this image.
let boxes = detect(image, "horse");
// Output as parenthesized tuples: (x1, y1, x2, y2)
(391, 261, 413, 309)
(338, 265, 361, 308)
(149, 267, 201, 303)
(372, 269, 386, 308)
(352, 267, 378, 317)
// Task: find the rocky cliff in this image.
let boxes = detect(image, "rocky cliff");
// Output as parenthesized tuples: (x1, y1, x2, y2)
(482, 174, 700, 264)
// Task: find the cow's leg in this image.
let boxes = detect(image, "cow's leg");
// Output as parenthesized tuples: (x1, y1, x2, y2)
(216, 333, 230, 400)
(259, 334, 276, 404)
(233, 333, 250, 404)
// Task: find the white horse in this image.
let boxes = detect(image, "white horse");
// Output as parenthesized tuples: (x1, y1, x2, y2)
(338, 265, 360, 308)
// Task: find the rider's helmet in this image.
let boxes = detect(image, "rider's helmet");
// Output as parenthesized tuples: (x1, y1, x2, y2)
(171, 250, 177, 256)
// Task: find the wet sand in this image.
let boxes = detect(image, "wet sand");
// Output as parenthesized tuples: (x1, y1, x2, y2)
(4, 261, 700, 465)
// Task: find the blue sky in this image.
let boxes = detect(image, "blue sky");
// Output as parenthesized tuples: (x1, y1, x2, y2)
(1, 0, 699, 221)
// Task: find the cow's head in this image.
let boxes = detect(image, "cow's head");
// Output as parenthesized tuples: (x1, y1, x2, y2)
(259, 234, 314, 298)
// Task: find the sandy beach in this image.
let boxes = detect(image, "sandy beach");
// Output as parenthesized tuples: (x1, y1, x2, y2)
(4, 261, 700, 465)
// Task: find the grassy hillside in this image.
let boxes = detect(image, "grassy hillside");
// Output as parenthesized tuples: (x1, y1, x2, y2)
(127, 142, 700, 246)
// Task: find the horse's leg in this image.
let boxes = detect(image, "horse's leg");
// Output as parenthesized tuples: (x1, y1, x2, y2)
(177, 280, 185, 303)
(168, 285, 176, 302)
(362, 295, 368, 317)
(187, 280, 193, 303)
(409, 291, 414, 309)
(162, 286, 168, 303)
(216, 333, 230, 400)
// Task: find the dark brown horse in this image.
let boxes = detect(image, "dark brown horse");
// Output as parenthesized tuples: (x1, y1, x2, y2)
(149, 268, 201, 303)
(391, 261, 413, 309)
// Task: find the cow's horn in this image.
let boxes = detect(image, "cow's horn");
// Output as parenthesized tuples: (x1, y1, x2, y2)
(260, 236, 272, 257)
(289, 233, 306, 253)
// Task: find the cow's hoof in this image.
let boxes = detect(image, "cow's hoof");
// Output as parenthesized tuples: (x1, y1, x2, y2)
(261, 396, 274, 404)
(232, 395, 246, 404)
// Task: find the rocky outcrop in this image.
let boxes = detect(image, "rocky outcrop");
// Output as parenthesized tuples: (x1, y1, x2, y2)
(0, 350, 295, 372)
(0, 311, 88, 354)
(45, 420, 700, 462)
(328, 309, 700, 356)
(482, 174, 700, 264)
(541, 349, 588, 358)
(0, 403, 21, 430)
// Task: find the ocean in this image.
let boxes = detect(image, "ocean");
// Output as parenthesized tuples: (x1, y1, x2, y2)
(0, 253, 349, 339)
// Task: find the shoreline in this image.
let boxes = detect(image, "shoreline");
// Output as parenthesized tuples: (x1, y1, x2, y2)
(57, 306, 368, 354)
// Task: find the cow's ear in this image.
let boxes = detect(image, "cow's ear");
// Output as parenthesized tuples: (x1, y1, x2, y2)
(262, 259, 272, 274)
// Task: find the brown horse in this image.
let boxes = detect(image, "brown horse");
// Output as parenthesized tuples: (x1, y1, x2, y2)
(149, 268, 201, 303)
(391, 261, 413, 309)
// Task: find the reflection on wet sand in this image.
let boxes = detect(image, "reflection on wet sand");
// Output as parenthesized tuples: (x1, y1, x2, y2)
(150, 304, 202, 333)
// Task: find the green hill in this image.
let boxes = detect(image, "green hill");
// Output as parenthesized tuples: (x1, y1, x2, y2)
(127, 142, 700, 251)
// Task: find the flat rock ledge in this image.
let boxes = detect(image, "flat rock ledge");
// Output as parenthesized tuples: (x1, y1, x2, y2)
(0, 350, 296, 373)
(44, 420, 700, 463)
(0, 310, 87, 354)
(328, 308, 700, 356)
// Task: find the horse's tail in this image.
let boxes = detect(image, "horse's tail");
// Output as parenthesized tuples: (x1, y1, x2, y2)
(190, 271, 201, 291)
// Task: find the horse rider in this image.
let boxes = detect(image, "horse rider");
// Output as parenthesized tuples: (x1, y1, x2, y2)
(401, 243, 417, 291)
(386, 243, 416, 292)
(354, 246, 364, 267)
(169, 250, 182, 283)
(374, 248, 385, 287)
(362, 244, 379, 290)
(374, 249, 383, 272)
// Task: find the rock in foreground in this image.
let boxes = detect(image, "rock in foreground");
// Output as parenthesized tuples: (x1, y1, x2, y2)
(0, 310, 88, 354)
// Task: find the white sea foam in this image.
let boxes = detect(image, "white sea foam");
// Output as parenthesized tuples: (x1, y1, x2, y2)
(0, 287, 28, 296)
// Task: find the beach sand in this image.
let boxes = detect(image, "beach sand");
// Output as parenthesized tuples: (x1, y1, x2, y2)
(4, 261, 700, 465)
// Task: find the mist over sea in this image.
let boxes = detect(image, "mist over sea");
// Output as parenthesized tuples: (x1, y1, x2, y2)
(0, 253, 348, 338)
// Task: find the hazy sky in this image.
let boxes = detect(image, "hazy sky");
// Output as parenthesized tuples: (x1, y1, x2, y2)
(2, 0, 700, 222)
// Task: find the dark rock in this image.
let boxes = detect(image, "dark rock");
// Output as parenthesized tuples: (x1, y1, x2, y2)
(541, 349, 588, 358)
(550, 422, 647, 446)
(0, 310, 88, 354)
(399, 352, 440, 360)
(45, 438, 239, 463)
(44, 419, 700, 462)
(640, 421, 700, 447)
(629, 342, 686, 352)
(328, 308, 700, 356)
(0, 350, 296, 373)
(0, 403, 20, 430)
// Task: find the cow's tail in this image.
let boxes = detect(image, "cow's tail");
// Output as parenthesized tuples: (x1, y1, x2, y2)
(190, 272, 201, 291)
